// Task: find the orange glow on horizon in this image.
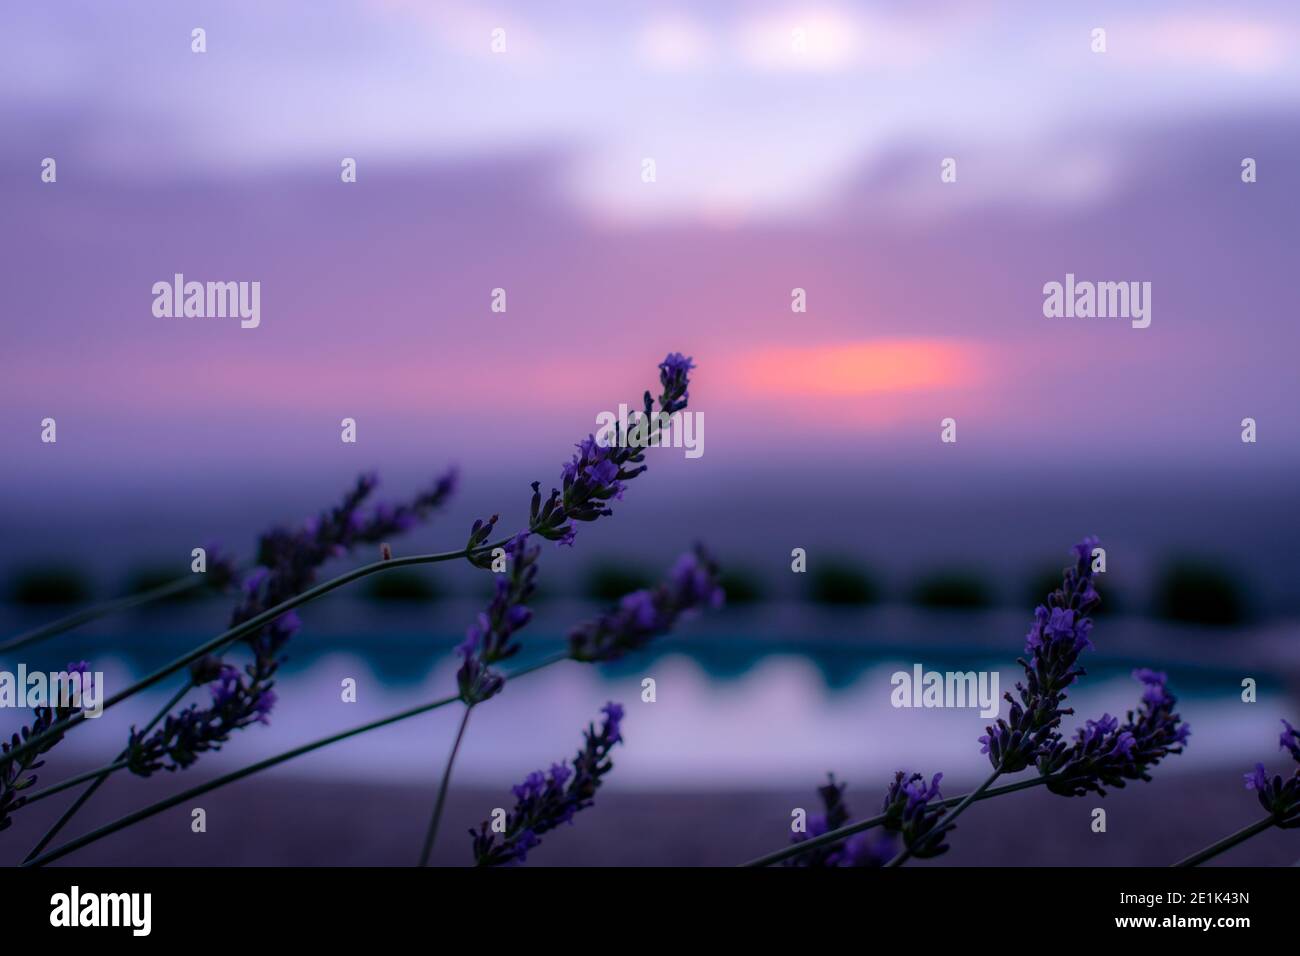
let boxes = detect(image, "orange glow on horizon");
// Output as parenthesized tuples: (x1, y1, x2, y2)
(735, 339, 982, 396)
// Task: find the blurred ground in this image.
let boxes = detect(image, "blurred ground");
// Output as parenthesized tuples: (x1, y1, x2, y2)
(8, 766, 1298, 867)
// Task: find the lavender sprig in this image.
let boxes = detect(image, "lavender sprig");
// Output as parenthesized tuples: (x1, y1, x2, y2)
(882, 770, 952, 859)
(463, 513, 501, 570)
(435, 508, 641, 862)
(241, 469, 457, 646)
(428, 357, 698, 862)
(7, 358, 691, 780)
(761, 536, 1186, 867)
(433, 542, 717, 861)
(786, 774, 856, 867)
(980, 537, 1101, 773)
(126, 470, 456, 775)
(787, 770, 951, 867)
(529, 354, 694, 546)
(780, 540, 1102, 868)
(569, 545, 723, 662)
(200, 542, 240, 593)
(469, 702, 624, 866)
(1174, 718, 1300, 866)
(455, 532, 540, 705)
(1038, 669, 1191, 797)
(0, 663, 93, 831)
(786, 775, 900, 868)
(1243, 719, 1300, 827)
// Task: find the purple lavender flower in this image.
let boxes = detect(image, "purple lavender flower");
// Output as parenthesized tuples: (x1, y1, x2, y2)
(529, 354, 694, 546)
(459, 533, 539, 665)
(1038, 669, 1190, 797)
(469, 703, 624, 865)
(463, 513, 500, 569)
(209, 665, 242, 707)
(0, 661, 96, 831)
(1244, 765, 1300, 826)
(454, 654, 505, 708)
(980, 537, 1101, 773)
(658, 353, 695, 414)
(1280, 718, 1300, 762)
(785, 774, 899, 868)
(127, 470, 456, 776)
(839, 830, 898, 867)
(201, 542, 240, 592)
(236, 469, 456, 662)
(1242, 718, 1300, 827)
(880, 770, 952, 858)
(786, 774, 853, 867)
(455, 533, 540, 705)
(568, 545, 724, 663)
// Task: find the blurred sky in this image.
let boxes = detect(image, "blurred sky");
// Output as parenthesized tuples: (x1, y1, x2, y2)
(2, 1, 1299, 568)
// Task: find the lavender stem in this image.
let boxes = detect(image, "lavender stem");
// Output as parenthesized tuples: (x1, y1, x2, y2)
(418, 704, 473, 866)
(22, 680, 194, 862)
(1172, 816, 1276, 868)
(0, 575, 210, 653)
(2, 537, 513, 772)
(20, 760, 132, 806)
(23, 652, 569, 868)
(742, 774, 1053, 868)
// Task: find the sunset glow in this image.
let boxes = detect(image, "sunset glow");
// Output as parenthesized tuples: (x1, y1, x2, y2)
(736, 340, 982, 397)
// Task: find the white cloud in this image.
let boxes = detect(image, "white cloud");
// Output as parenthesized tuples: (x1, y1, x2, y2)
(1133, 15, 1295, 74)
(637, 15, 714, 70)
(735, 6, 940, 72)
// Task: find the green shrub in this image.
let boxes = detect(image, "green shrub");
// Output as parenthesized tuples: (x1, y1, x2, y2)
(10, 566, 93, 606)
(1154, 560, 1248, 626)
(716, 567, 764, 605)
(911, 570, 991, 610)
(807, 562, 880, 606)
(583, 563, 656, 602)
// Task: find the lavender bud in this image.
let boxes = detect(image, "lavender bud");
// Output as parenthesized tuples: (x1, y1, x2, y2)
(785, 774, 898, 868)
(980, 537, 1101, 773)
(1242, 718, 1300, 826)
(568, 545, 724, 663)
(528, 354, 694, 546)
(469, 703, 624, 865)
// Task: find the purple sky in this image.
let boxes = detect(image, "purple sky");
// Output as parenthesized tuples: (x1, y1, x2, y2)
(3, 1, 1298, 494)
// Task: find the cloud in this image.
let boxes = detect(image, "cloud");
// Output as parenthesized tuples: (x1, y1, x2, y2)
(1125, 15, 1297, 74)
(735, 7, 939, 72)
(637, 15, 715, 70)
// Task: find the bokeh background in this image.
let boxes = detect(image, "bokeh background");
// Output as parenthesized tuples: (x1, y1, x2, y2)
(2, 0, 1299, 865)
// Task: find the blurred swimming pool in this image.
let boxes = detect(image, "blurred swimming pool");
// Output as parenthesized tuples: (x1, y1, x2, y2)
(5, 599, 1295, 791)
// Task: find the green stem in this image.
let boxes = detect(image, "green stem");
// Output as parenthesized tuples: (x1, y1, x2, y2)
(20, 760, 131, 806)
(886, 768, 1001, 867)
(22, 681, 194, 862)
(2, 537, 513, 772)
(0, 575, 209, 654)
(1172, 816, 1277, 868)
(742, 774, 1050, 868)
(418, 704, 473, 866)
(24, 651, 569, 868)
